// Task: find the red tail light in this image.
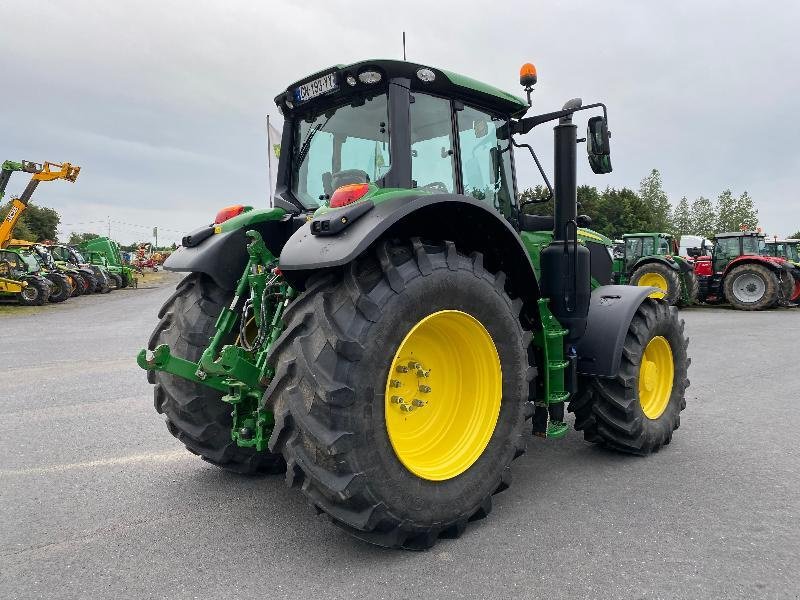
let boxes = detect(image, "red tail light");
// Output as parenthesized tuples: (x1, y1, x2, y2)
(214, 204, 246, 224)
(330, 183, 369, 208)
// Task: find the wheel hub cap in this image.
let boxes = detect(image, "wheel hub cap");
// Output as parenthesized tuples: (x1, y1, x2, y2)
(732, 272, 765, 303)
(638, 272, 668, 299)
(385, 310, 502, 481)
(638, 336, 674, 420)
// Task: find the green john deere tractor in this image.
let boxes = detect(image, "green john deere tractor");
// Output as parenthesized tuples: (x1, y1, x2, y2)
(47, 244, 111, 294)
(78, 236, 135, 288)
(138, 59, 691, 549)
(612, 232, 698, 306)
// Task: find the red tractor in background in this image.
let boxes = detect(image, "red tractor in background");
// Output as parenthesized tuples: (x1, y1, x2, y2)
(692, 231, 800, 310)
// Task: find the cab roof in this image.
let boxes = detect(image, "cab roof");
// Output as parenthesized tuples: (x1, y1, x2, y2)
(622, 232, 672, 238)
(277, 59, 529, 117)
(714, 231, 763, 239)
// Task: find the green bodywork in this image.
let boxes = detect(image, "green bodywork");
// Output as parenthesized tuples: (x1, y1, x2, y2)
(78, 237, 135, 283)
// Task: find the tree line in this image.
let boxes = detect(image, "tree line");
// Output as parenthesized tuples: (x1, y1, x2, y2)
(0, 201, 60, 242)
(520, 169, 777, 240)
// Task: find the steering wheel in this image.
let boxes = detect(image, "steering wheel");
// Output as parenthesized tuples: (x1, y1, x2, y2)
(421, 181, 449, 193)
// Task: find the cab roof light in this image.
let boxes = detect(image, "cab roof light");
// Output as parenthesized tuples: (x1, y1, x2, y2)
(329, 183, 369, 208)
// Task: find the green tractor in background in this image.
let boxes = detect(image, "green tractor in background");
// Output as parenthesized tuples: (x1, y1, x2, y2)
(139, 59, 691, 549)
(47, 244, 112, 294)
(612, 232, 698, 306)
(78, 236, 135, 288)
(763, 238, 800, 267)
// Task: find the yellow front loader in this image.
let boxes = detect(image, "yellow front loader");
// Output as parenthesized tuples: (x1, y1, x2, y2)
(0, 160, 81, 248)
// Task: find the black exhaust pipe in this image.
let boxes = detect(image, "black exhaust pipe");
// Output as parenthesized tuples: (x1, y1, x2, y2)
(539, 99, 591, 342)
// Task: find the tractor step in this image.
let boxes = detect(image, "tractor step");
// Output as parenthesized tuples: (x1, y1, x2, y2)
(546, 421, 569, 439)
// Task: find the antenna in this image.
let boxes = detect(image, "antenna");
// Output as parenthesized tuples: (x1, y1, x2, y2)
(402, 31, 406, 61)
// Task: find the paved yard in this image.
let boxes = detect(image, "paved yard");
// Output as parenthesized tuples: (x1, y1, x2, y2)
(1, 275, 797, 599)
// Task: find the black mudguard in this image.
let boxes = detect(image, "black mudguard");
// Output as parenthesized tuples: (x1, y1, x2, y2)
(575, 284, 658, 377)
(278, 193, 540, 298)
(632, 255, 681, 273)
(164, 216, 299, 291)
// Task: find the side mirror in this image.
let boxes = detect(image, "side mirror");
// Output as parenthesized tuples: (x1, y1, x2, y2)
(587, 116, 612, 174)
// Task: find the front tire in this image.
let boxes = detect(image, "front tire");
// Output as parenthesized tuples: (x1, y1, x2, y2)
(265, 240, 534, 549)
(568, 299, 689, 455)
(46, 273, 72, 303)
(19, 278, 49, 306)
(630, 262, 682, 305)
(147, 273, 285, 474)
(723, 263, 778, 310)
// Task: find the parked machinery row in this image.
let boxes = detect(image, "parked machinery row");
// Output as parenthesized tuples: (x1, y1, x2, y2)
(609, 230, 800, 310)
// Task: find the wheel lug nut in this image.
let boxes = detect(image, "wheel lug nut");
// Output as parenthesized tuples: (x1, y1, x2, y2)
(390, 379, 402, 388)
(400, 404, 415, 412)
(417, 369, 430, 378)
(407, 361, 420, 370)
(395, 365, 409, 373)
(412, 399, 426, 407)
(418, 385, 431, 394)
(391, 396, 404, 404)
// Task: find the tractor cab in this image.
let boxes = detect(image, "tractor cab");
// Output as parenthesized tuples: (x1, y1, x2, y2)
(620, 233, 674, 271)
(273, 60, 610, 232)
(709, 231, 767, 272)
(763, 238, 800, 265)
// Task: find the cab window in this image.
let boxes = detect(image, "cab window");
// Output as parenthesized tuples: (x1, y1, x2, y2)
(657, 237, 670, 254)
(642, 236, 655, 256)
(409, 94, 456, 193)
(457, 105, 515, 218)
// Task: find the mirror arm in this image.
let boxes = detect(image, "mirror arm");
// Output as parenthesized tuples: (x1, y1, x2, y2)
(511, 136, 554, 206)
(513, 102, 608, 135)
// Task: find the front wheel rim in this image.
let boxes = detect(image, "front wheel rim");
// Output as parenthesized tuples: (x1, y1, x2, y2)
(638, 336, 674, 419)
(22, 286, 38, 301)
(732, 272, 765, 303)
(638, 272, 668, 299)
(384, 310, 502, 481)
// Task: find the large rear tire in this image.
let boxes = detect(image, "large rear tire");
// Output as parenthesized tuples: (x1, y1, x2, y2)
(568, 299, 689, 455)
(147, 274, 285, 474)
(630, 262, 682, 305)
(723, 263, 778, 310)
(264, 240, 534, 549)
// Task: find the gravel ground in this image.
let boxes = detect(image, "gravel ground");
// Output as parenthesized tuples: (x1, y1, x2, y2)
(1, 273, 798, 600)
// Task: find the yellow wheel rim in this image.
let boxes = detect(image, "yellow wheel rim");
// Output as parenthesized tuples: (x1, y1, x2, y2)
(638, 336, 674, 419)
(384, 310, 502, 481)
(638, 272, 668, 299)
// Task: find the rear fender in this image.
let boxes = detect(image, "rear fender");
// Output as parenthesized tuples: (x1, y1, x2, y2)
(722, 255, 786, 277)
(632, 255, 680, 273)
(278, 193, 541, 303)
(164, 209, 301, 291)
(575, 285, 658, 377)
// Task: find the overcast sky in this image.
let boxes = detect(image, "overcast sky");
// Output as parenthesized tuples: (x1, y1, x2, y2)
(2, 0, 799, 244)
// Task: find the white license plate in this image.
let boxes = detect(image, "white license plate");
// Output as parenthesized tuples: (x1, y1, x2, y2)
(295, 73, 338, 103)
